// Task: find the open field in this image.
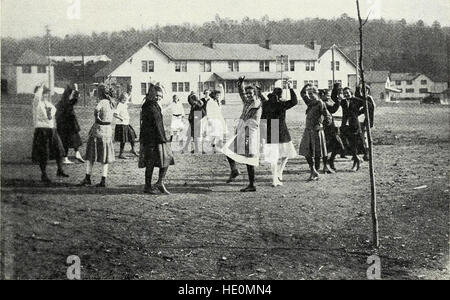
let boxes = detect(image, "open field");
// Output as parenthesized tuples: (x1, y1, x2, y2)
(1, 94, 449, 280)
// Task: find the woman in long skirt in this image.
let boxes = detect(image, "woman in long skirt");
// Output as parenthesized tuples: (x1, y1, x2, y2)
(261, 82, 298, 186)
(114, 92, 138, 159)
(206, 85, 227, 153)
(79, 85, 117, 187)
(169, 94, 186, 147)
(183, 91, 207, 153)
(55, 84, 84, 164)
(139, 83, 175, 195)
(32, 84, 68, 183)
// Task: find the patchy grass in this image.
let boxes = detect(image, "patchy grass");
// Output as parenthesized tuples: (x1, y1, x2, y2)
(1, 94, 449, 279)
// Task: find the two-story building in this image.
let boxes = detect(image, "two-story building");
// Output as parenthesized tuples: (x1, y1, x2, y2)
(390, 73, 448, 101)
(94, 40, 357, 104)
(13, 49, 55, 94)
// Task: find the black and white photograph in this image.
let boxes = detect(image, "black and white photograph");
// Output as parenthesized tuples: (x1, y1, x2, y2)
(1, 0, 449, 283)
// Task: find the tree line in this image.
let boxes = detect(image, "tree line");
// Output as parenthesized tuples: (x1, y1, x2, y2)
(2, 14, 449, 82)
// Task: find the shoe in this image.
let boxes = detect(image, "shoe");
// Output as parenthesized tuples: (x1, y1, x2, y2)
(155, 183, 170, 195)
(226, 170, 240, 183)
(75, 152, 85, 163)
(363, 154, 369, 162)
(323, 165, 336, 174)
(79, 177, 91, 186)
(144, 186, 160, 194)
(272, 180, 283, 187)
(96, 181, 106, 188)
(130, 150, 139, 157)
(351, 158, 361, 172)
(63, 157, 74, 165)
(240, 185, 256, 192)
(41, 174, 51, 184)
(56, 170, 69, 178)
(329, 160, 337, 172)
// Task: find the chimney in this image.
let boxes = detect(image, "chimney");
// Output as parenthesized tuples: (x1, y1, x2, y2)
(310, 40, 317, 50)
(265, 39, 272, 50)
(205, 38, 215, 49)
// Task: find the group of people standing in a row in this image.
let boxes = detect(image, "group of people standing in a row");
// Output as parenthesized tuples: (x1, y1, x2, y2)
(31, 77, 373, 194)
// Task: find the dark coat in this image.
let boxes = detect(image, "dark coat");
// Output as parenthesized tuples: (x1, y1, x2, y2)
(140, 99, 167, 146)
(55, 95, 80, 135)
(261, 89, 298, 143)
(340, 97, 365, 133)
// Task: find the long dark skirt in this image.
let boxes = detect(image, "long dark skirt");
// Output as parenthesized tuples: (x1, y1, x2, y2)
(341, 125, 366, 155)
(299, 128, 328, 158)
(139, 142, 175, 169)
(114, 124, 137, 143)
(31, 128, 65, 164)
(58, 129, 82, 154)
(324, 125, 345, 154)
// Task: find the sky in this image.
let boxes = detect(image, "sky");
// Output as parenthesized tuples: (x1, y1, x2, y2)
(1, 0, 449, 39)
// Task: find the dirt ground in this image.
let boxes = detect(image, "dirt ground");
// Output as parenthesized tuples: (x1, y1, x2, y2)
(1, 95, 449, 280)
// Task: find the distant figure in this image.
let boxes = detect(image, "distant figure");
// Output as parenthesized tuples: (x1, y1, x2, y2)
(183, 91, 206, 153)
(261, 82, 298, 187)
(299, 84, 332, 181)
(32, 84, 69, 183)
(221, 76, 266, 192)
(169, 94, 186, 147)
(114, 91, 138, 159)
(206, 85, 227, 153)
(139, 83, 174, 195)
(79, 85, 117, 187)
(55, 84, 84, 164)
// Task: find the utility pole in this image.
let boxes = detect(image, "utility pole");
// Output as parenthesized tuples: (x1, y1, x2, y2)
(355, 42, 360, 89)
(45, 26, 52, 93)
(82, 53, 86, 106)
(357, 0, 379, 248)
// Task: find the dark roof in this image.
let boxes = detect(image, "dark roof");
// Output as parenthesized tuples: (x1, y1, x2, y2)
(214, 72, 288, 81)
(15, 49, 49, 65)
(157, 42, 321, 61)
(364, 70, 390, 83)
(95, 40, 323, 78)
(390, 73, 421, 81)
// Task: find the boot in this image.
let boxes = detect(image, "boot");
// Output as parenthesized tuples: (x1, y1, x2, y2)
(79, 175, 92, 186)
(96, 176, 106, 187)
(240, 185, 256, 192)
(75, 151, 85, 163)
(63, 157, 74, 165)
(56, 169, 70, 178)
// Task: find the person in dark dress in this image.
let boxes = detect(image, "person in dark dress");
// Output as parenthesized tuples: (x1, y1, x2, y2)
(355, 85, 376, 162)
(340, 87, 365, 172)
(261, 82, 298, 186)
(183, 92, 206, 154)
(139, 83, 174, 195)
(299, 84, 332, 181)
(55, 84, 84, 164)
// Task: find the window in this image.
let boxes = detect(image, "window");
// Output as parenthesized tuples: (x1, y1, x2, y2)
(406, 80, 413, 85)
(175, 61, 187, 72)
(306, 61, 315, 71)
(22, 66, 31, 73)
(259, 61, 270, 72)
(396, 81, 402, 85)
(141, 83, 147, 95)
(421, 80, 427, 85)
(292, 80, 297, 89)
(304, 80, 318, 87)
(200, 61, 211, 72)
(184, 82, 190, 92)
(37, 66, 46, 73)
(331, 61, 340, 71)
(328, 80, 333, 90)
(406, 88, 415, 93)
(228, 61, 239, 72)
(314, 80, 318, 88)
(290, 61, 295, 72)
(419, 88, 428, 93)
(178, 82, 184, 91)
(172, 82, 178, 92)
(173, 82, 190, 92)
(141, 60, 154, 72)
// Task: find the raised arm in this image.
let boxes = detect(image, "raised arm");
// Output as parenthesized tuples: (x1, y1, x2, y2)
(281, 82, 298, 110)
(326, 98, 340, 114)
(300, 84, 312, 106)
(238, 76, 247, 103)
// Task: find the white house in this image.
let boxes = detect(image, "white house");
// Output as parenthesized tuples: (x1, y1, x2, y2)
(95, 40, 357, 104)
(13, 49, 54, 94)
(390, 73, 448, 100)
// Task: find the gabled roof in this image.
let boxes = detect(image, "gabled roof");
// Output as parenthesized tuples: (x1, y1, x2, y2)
(365, 70, 390, 83)
(214, 72, 288, 81)
(94, 40, 323, 78)
(390, 73, 422, 81)
(15, 49, 49, 65)
(318, 44, 357, 68)
(157, 42, 321, 61)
